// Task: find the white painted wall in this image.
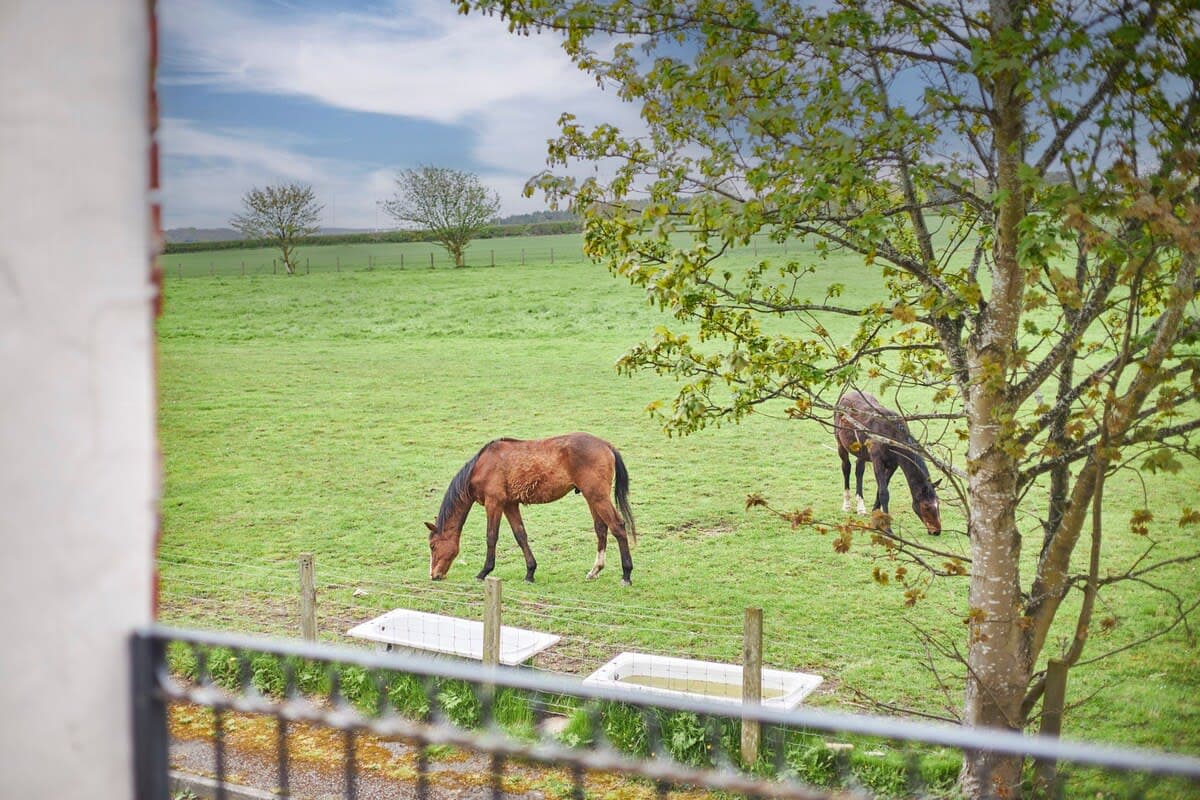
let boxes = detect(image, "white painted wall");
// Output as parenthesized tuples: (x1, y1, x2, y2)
(0, 2, 156, 798)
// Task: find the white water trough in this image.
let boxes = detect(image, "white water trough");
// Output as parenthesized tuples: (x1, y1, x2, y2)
(584, 652, 822, 709)
(347, 609, 560, 666)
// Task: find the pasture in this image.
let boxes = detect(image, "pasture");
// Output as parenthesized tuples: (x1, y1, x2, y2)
(158, 234, 1200, 756)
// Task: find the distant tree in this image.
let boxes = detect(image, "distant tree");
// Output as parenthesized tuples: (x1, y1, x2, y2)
(230, 183, 323, 275)
(496, 209, 577, 226)
(381, 166, 500, 267)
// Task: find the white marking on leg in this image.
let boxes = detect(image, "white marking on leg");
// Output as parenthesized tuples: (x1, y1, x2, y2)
(842, 489, 852, 512)
(856, 496, 868, 515)
(586, 548, 605, 580)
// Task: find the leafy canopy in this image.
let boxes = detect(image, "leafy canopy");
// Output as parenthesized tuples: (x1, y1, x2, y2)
(460, 0, 1200, 766)
(382, 166, 501, 267)
(230, 182, 323, 274)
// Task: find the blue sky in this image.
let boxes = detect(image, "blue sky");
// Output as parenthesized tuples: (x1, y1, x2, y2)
(158, 0, 639, 228)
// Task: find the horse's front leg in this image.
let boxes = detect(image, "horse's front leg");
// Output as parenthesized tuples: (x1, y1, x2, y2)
(839, 444, 854, 512)
(853, 456, 868, 515)
(476, 504, 503, 581)
(872, 460, 893, 519)
(503, 504, 537, 582)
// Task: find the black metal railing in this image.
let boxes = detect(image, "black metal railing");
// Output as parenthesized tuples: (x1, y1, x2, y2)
(132, 625, 1200, 800)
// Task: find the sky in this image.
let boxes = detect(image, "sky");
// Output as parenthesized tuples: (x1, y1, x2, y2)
(158, 0, 640, 229)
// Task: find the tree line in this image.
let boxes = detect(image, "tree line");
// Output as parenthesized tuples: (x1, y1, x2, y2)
(221, 167, 554, 273)
(163, 218, 581, 256)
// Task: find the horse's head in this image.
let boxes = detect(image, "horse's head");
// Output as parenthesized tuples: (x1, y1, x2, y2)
(426, 521, 459, 580)
(912, 479, 943, 535)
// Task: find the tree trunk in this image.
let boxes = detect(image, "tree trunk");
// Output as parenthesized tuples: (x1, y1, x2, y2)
(280, 245, 296, 275)
(959, 413, 1029, 797)
(959, 4, 1031, 795)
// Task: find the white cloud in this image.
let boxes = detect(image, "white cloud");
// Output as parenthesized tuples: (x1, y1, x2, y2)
(161, 120, 324, 181)
(161, 0, 603, 125)
(159, 0, 646, 227)
(159, 118, 387, 228)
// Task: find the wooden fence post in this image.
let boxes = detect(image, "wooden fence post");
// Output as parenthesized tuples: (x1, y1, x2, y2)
(741, 606, 763, 766)
(400, 253, 404, 269)
(240, 260, 245, 277)
(550, 247, 555, 265)
(273, 259, 276, 275)
(1034, 659, 1069, 790)
(483, 577, 501, 668)
(521, 248, 525, 266)
(490, 249, 495, 267)
(298, 553, 316, 641)
(306, 257, 310, 274)
(429, 252, 434, 268)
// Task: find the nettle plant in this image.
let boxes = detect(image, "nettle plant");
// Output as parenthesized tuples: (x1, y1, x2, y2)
(463, 0, 1200, 795)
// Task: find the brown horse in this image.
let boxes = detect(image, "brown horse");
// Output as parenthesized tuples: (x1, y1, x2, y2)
(834, 390, 942, 535)
(426, 432, 638, 584)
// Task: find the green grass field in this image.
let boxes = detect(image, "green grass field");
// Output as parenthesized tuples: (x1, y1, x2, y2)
(157, 234, 1200, 758)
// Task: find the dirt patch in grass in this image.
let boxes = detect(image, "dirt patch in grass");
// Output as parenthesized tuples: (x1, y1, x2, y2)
(661, 520, 736, 541)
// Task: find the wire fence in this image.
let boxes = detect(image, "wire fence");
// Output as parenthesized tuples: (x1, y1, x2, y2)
(155, 546, 928, 696)
(159, 234, 809, 279)
(133, 625, 1200, 800)
(165, 249, 572, 278)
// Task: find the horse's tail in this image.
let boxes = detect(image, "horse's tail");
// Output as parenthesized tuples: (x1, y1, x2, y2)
(612, 447, 637, 548)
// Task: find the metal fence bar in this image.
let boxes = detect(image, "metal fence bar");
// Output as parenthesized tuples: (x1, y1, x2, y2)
(214, 706, 228, 800)
(274, 715, 290, 798)
(416, 738, 429, 799)
(343, 729, 357, 800)
(135, 624, 1200, 782)
(130, 634, 170, 800)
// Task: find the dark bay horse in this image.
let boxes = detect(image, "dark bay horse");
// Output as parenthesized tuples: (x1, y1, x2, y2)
(834, 390, 942, 535)
(426, 432, 638, 584)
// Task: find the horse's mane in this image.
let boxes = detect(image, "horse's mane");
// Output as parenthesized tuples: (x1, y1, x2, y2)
(843, 391, 935, 490)
(880, 412, 937, 495)
(434, 442, 494, 531)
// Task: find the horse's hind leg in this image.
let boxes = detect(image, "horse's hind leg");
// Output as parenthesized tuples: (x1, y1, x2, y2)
(503, 504, 537, 582)
(589, 495, 633, 586)
(586, 509, 607, 581)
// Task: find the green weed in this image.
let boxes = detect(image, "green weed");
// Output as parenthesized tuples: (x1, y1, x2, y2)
(437, 679, 482, 729)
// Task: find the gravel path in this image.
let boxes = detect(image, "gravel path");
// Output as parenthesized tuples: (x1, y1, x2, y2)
(170, 736, 552, 800)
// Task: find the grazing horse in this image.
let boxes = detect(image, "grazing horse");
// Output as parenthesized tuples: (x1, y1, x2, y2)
(834, 390, 942, 535)
(426, 432, 638, 584)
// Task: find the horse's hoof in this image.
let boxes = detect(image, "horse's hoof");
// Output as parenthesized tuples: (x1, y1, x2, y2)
(621, 578, 632, 587)
(525, 575, 536, 583)
(585, 572, 598, 581)
(475, 573, 487, 581)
